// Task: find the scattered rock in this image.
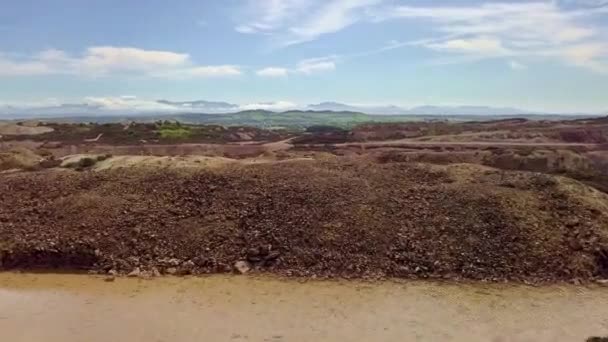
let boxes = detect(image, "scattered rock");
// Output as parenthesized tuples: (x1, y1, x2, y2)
(587, 337, 608, 342)
(596, 279, 608, 286)
(104, 276, 115, 282)
(265, 251, 281, 261)
(151, 267, 161, 277)
(158, 258, 181, 267)
(569, 239, 583, 251)
(127, 267, 141, 277)
(234, 261, 251, 274)
(1, 158, 608, 283)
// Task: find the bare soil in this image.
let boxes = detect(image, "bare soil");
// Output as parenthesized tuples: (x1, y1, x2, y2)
(2, 117, 608, 283)
(1, 122, 290, 145)
(1, 158, 607, 283)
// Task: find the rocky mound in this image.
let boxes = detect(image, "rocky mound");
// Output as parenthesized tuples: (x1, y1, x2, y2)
(1, 159, 607, 282)
(0, 148, 43, 171)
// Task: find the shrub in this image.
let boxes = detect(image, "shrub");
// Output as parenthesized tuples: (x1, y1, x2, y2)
(65, 157, 98, 170)
(96, 154, 112, 162)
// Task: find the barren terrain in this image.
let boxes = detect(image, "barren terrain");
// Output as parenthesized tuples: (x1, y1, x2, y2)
(1, 117, 607, 283)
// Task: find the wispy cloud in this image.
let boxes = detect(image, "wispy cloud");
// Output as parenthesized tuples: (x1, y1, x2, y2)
(235, 0, 382, 46)
(83, 97, 298, 113)
(235, 0, 313, 35)
(256, 56, 338, 78)
(371, 2, 608, 73)
(238, 101, 297, 111)
(0, 46, 242, 78)
(508, 60, 527, 70)
(295, 56, 337, 74)
(558, 0, 608, 8)
(256, 67, 289, 77)
(425, 37, 510, 56)
(237, 1, 608, 73)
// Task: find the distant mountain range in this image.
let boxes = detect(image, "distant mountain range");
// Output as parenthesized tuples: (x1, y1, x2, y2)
(0, 98, 603, 120)
(307, 102, 537, 115)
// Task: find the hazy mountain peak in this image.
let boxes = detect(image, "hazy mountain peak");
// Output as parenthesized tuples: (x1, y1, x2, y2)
(0, 97, 600, 119)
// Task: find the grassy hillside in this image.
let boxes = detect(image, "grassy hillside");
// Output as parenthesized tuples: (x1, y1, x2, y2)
(173, 110, 416, 128)
(38, 110, 418, 129)
(27, 110, 602, 129)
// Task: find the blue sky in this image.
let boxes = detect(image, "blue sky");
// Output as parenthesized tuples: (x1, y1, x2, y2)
(1, 0, 607, 113)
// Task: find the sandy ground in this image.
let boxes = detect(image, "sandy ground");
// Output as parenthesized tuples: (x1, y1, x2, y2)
(0, 123, 53, 136)
(1, 273, 607, 342)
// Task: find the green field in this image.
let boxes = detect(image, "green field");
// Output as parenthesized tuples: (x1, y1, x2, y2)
(172, 110, 418, 129)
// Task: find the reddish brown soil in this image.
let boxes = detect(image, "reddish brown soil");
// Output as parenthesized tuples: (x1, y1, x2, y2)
(3, 123, 291, 145)
(347, 117, 608, 143)
(1, 160, 607, 283)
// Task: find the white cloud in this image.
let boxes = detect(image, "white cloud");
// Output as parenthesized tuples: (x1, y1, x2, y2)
(91, 96, 298, 112)
(235, 1, 608, 73)
(373, 2, 608, 73)
(0, 58, 52, 76)
(554, 42, 608, 73)
(508, 60, 527, 70)
(559, 0, 608, 7)
(256, 67, 289, 77)
(238, 101, 297, 111)
(235, 0, 312, 34)
(256, 56, 338, 78)
(286, 0, 383, 45)
(83, 96, 174, 111)
(295, 56, 337, 74)
(235, 0, 382, 45)
(80, 47, 189, 74)
(426, 37, 509, 56)
(235, 25, 257, 34)
(0, 96, 302, 115)
(0, 46, 242, 78)
(150, 65, 242, 79)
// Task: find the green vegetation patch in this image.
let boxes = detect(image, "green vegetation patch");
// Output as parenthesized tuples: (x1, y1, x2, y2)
(157, 122, 192, 139)
(159, 127, 191, 139)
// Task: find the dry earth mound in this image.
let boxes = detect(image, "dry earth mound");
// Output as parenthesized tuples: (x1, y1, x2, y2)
(1, 160, 607, 282)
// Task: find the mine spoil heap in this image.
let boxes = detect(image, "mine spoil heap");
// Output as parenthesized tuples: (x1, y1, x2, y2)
(1, 159, 607, 283)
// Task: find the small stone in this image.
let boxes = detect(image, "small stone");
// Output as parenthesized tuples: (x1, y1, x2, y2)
(166, 267, 178, 275)
(167, 258, 181, 266)
(127, 256, 140, 265)
(151, 267, 161, 277)
(234, 260, 251, 274)
(127, 267, 141, 277)
(265, 251, 281, 261)
(566, 218, 580, 227)
(247, 255, 263, 263)
(108, 269, 118, 276)
(104, 276, 115, 282)
(568, 239, 583, 251)
(247, 247, 260, 257)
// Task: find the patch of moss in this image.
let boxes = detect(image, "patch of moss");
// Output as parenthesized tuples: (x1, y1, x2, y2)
(159, 128, 192, 139)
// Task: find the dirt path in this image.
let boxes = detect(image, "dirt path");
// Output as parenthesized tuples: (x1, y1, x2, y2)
(1, 273, 607, 342)
(335, 139, 601, 149)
